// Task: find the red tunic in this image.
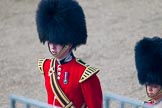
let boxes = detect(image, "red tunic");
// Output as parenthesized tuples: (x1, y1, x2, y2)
(39, 57, 103, 108)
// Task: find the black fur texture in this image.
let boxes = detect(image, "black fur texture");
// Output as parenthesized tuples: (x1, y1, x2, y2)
(135, 36, 162, 86)
(36, 0, 87, 48)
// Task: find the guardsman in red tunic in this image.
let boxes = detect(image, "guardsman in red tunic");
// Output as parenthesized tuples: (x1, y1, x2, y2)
(135, 36, 162, 108)
(35, 0, 103, 108)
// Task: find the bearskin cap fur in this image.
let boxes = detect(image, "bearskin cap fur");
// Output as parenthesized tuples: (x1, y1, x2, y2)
(36, 0, 87, 48)
(135, 36, 162, 86)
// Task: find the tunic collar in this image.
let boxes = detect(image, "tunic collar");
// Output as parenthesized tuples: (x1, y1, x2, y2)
(57, 52, 74, 65)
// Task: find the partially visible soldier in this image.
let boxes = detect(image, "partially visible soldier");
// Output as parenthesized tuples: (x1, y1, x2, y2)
(135, 36, 162, 108)
(35, 0, 103, 108)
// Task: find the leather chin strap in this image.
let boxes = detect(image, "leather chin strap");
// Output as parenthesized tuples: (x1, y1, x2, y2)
(52, 45, 72, 59)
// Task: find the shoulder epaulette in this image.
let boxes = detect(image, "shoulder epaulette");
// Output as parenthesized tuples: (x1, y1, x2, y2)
(76, 58, 99, 83)
(38, 58, 47, 74)
(76, 58, 89, 67)
(79, 66, 99, 83)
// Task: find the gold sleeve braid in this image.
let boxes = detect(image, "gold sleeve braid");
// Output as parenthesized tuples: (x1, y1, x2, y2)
(76, 58, 100, 83)
(38, 58, 46, 74)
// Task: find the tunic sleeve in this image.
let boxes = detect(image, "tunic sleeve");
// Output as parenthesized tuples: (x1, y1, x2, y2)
(81, 74, 103, 108)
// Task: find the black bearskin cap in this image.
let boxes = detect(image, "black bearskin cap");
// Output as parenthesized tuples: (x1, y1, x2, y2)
(36, 0, 87, 48)
(135, 36, 162, 86)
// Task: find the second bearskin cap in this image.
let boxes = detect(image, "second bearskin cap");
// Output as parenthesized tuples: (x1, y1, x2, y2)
(36, 0, 87, 48)
(135, 36, 162, 86)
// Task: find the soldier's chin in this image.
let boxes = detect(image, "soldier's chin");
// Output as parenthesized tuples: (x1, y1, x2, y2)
(52, 53, 57, 57)
(148, 93, 154, 97)
(52, 53, 62, 59)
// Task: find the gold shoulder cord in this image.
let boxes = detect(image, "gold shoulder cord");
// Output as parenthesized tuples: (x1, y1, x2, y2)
(49, 58, 75, 108)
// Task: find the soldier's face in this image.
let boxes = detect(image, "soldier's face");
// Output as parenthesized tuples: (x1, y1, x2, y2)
(146, 84, 161, 97)
(48, 42, 63, 55)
